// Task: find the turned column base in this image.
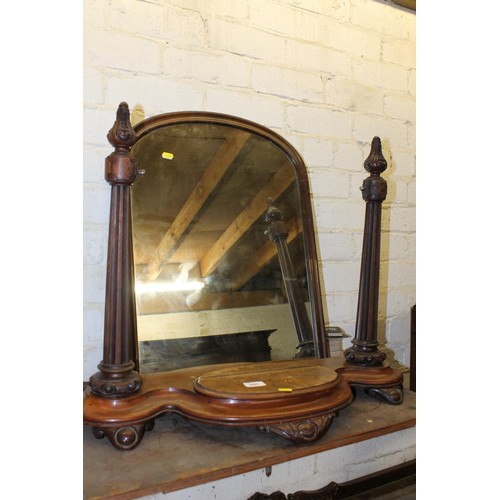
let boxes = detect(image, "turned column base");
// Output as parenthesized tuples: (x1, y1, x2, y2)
(89, 361, 142, 397)
(294, 341, 316, 358)
(344, 339, 386, 366)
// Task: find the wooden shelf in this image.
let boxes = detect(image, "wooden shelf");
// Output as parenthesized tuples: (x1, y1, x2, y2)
(83, 387, 416, 500)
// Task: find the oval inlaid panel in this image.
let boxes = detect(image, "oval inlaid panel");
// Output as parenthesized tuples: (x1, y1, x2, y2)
(193, 360, 339, 401)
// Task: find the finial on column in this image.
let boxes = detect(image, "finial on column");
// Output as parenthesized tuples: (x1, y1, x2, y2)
(89, 101, 142, 397)
(264, 197, 288, 242)
(344, 136, 388, 366)
(364, 137, 387, 175)
(105, 102, 139, 185)
(107, 102, 138, 149)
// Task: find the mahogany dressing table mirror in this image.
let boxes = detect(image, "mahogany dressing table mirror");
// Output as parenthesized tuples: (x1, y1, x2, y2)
(83, 103, 404, 451)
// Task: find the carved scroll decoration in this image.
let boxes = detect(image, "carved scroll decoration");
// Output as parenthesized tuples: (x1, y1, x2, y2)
(257, 414, 335, 443)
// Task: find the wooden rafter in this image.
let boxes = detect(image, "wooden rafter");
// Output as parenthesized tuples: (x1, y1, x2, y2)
(391, 0, 415, 11)
(143, 130, 251, 281)
(137, 290, 285, 314)
(199, 161, 296, 278)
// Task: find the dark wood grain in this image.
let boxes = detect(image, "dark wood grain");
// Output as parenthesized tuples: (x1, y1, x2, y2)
(410, 304, 416, 392)
(88, 102, 142, 398)
(83, 358, 354, 443)
(342, 138, 404, 405)
(344, 137, 387, 368)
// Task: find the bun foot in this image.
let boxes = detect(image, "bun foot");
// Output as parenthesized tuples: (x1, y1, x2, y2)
(91, 421, 155, 450)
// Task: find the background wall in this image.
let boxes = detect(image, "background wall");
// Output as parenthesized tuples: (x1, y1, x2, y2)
(83, 0, 416, 381)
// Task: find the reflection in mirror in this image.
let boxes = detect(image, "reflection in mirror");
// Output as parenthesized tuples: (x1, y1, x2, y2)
(131, 121, 312, 373)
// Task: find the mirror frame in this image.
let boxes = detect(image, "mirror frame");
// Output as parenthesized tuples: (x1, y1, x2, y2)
(131, 110, 328, 363)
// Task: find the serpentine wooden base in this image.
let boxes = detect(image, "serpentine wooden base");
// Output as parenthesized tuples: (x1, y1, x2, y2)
(84, 358, 354, 450)
(84, 357, 405, 450)
(337, 361, 404, 405)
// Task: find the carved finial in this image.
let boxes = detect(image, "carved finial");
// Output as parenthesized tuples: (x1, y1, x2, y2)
(107, 102, 137, 149)
(265, 198, 288, 243)
(364, 137, 387, 175)
(104, 102, 139, 185)
(265, 198, 283, 224)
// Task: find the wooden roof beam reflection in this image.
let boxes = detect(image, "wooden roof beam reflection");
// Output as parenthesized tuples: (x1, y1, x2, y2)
(199, 160, 296, 278)
(137, 290, 285, 314)
(229, 215, 302, 291)
(143, 130, 251, 281)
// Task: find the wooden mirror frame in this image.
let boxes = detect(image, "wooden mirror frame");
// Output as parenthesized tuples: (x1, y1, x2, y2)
(130, 107, 328, 363)
(83, 103, 404, 451)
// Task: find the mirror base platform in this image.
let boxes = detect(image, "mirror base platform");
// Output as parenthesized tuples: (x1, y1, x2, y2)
(84, 357, 404, 450)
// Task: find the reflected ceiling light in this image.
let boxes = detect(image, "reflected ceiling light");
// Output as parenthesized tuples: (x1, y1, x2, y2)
(135, 281, 204, 294)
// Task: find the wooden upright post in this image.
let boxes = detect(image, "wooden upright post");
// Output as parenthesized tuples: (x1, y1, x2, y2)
(265, 199, 315, 357)
(339, 137, 403, 405)
(89, 102, 142, 397)
(337, 137, 404, 405)
(344, 137, 388, 366)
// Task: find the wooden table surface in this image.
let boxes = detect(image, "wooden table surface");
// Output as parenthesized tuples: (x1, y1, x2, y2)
(83, 388, 416, 500)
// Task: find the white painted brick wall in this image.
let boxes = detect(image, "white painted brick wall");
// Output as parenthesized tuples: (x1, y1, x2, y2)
(327, 78, 385, 115)
(309, 169, 351, 198)
(382, 38, 416, 67)
(324, 22, 383, 60)
(83, 0, 415, 390)
(109, 0, 166, 37)
(165, 47, 252, 87)
(86, 28, 162, 74)
(288, 42, 353, 76)
(108, 75, 206, 114)
(252, 64, 323, 102)
(287, 104, 352, 138)
(168, 0, 250, 20)
(249, 0, 326, 42)
(351, 0, 414, 40)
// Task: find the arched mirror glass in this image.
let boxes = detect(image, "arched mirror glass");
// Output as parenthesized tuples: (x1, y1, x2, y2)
(130, 113, 325, 373)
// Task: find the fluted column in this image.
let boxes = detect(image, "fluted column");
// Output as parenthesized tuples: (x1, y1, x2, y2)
(89, 102, 142, 397)
(344, 137, 388, 366)
(265, 198, 315, 357)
